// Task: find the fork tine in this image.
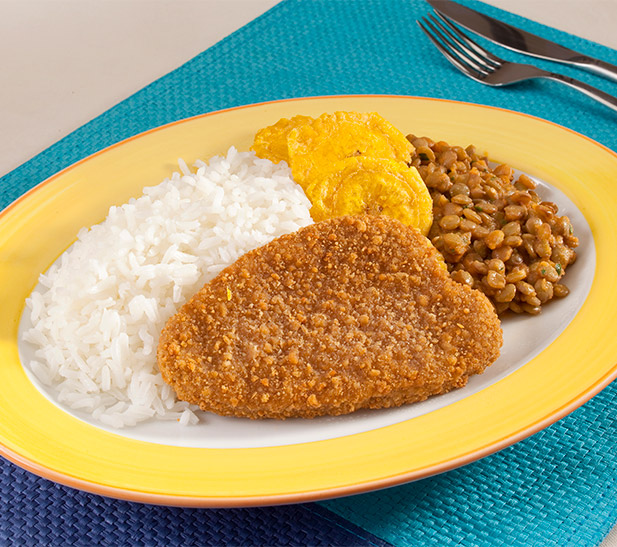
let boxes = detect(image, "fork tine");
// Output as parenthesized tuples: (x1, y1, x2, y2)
(419, 17, 487, 78)
(426, 14, 494, 74)
(432, 11, 501, 68)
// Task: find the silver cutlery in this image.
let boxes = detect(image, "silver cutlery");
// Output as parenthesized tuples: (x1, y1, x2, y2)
(418, 13, 617, 113)
(426, 0, 617, 83)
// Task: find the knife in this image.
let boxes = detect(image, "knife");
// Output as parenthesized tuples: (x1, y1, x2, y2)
(426, 0, 617, 83)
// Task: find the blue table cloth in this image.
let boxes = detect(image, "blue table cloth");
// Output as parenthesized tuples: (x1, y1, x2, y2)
(2, 1, 617, 545)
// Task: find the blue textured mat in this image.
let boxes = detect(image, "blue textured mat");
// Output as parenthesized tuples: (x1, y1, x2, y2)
(2, 0, 617, 545)
(0, 462, 391, 546)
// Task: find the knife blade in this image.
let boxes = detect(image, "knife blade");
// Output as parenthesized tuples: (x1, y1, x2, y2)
(426, 0, 617, 83)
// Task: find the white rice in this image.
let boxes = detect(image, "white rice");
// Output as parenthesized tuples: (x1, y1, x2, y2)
(22, 147, 313, 428)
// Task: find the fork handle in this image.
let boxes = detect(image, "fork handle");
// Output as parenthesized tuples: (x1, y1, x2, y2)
(543, 73, 617, 113)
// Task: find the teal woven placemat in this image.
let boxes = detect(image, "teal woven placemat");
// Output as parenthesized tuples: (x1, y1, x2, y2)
(1, 1, 617, 546)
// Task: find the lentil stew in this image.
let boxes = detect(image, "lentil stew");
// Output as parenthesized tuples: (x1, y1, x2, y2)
(407, 134, 579, 315)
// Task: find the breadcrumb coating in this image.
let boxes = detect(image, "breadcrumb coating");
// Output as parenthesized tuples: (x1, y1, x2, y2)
(157, 215, 502, 419)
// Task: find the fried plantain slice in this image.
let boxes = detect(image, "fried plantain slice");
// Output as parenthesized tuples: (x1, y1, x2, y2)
(287, 111, 414, 187)
(308, 157, 433, 235)
(250, 115, 313, 165)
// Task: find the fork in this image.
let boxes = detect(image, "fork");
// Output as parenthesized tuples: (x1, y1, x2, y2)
(418, 13, 617, 113)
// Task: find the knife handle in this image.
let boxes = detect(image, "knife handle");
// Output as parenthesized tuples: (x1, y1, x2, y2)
(571, 56, 617, 84)
(586, 58, 617, 84)
(545, 72, 617, 113)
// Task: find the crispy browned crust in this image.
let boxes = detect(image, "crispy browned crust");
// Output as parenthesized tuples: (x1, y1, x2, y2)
(157, 215, 502, 419)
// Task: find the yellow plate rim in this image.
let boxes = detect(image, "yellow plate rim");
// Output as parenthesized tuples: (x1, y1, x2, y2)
(1, 94, 617, 507)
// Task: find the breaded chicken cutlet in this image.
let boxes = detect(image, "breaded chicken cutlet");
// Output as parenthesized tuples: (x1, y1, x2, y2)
(157, 215, 502, 419)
